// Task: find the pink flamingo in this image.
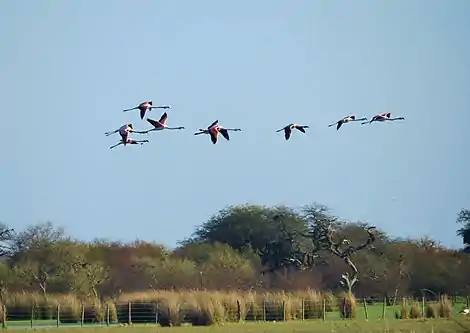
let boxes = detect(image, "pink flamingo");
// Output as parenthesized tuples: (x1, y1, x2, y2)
(276, 123, 309, 140)
(122, 100, 170, 120)
(328, 115, 367, 130)
(362, 112, 405, 125)
(105, 123, 149, 149)
(139, 112, 185, 133)
(194, 120, 241, 144)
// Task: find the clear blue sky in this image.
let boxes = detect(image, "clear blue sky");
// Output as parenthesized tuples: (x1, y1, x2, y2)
(2, 0, 469, 249)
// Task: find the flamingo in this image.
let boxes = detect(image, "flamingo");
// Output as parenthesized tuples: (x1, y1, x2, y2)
(328, 115, 367, 130)
(194, 120, 241, 144)
(138, 112, 185, 133)
(109, 137, 149, 150)
(362, 112, 405, 125)
(105, 123, 135, 137)
(122, 100, 170, 120)
(105, 123, 149, 149)
(276, 123, 309, 140)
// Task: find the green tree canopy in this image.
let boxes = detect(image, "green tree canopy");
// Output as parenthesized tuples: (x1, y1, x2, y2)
(456, 209, 470, 252)
(0, 204, 468, 298)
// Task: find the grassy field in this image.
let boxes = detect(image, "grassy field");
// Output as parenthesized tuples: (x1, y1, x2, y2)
(3, 318, 470, 333)
(4, 301, 466, 326)
(3, 303, 470, 332)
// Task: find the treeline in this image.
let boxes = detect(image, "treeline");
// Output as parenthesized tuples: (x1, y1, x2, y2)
(0, 203, 469, 301)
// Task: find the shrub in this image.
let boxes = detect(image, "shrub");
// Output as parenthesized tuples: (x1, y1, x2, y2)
(438, 295, 452, 318)
(338, 292, 356, 319)
(399, 298, 409, 319)
(57, 295, 81, 323)
(409, 302, 421, 319)
(300, 289, 323, 319)
(5, 293, 58, 321)
(425, 304, 437, 318)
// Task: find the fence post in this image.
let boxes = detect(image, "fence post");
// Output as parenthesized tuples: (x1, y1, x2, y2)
(56, 304, 60, 327)
(421, 296, 425, 317)
(466, 296, 469, 308)
(282, 300, 286, 322)
(80, 304, 84, 327)
(2, 304, 6, 329)
(381, 297, 386, 320)
(262, 299, 266, 321)
(322, 298, 326, 321)
(106, 303, 110, 326)
(301, 299, 304, 321)
(156, 302, 159, 325)
(30, 304, 33, 328)
(363, 299, 368, 320)
(236, 300, 241, 322)
(128, 302, 132, 325)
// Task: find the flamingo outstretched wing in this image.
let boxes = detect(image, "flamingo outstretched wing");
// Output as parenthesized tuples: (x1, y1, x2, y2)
(219, 128, 230, 141)
(158, 112, 168, 125)
(140, 108, 147, 120)
(284, 128, 292, 140)
(296, 126, 306, 133)
(147, 118, 163, 128)
(208, 120, 219, 129)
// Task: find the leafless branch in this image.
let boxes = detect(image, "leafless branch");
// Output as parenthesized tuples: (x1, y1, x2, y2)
(325, 226, 377, 292)
(0, 226, 14, 256)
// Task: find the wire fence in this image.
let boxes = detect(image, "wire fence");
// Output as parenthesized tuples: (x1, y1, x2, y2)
(1, 296, 469, 329)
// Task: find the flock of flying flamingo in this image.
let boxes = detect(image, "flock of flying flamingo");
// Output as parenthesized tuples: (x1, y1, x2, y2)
(104, 100, 406, 149)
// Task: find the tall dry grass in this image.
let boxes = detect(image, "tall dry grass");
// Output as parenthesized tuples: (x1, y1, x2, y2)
(115, 289, 334, 325)
(438, 295, 452, 318)
(0, 289, 456, 326)
(0, 290, 335, 326)
(425, 303, 438, 318)
(338, 292, 356, 319)
(408, 301, 421, 318)
(0, 292, 117, 324)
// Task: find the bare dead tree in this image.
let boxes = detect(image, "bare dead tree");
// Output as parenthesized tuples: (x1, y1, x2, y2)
(16, 264, 51, 298)
(325, 226, 377, 293)
(258, 207, 378, 293)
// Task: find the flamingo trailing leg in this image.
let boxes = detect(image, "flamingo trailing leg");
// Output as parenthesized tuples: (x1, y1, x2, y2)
(109, 138, 149, 150)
